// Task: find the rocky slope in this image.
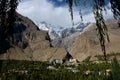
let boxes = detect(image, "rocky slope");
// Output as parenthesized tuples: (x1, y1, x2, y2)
(69, 19, 120, 61)
(36, 21, 90, 51)
(0, 13, 68, 61)
(51, 23, 90, 51)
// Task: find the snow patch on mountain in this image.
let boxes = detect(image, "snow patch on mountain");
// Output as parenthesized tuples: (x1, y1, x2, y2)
(37, 21, 51, 31)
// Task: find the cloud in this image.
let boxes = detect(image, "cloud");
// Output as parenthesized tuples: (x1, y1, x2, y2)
(17, 0, 114, 27)
(73, 2, 114, 24)
(103, 2, 114, 19)
(17, 0, 72, 27)
(58, 0, 63, 2)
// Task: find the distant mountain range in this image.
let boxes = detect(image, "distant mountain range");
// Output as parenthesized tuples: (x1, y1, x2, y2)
(36, 21, 90, 40)
(36, 19, 120, 61)
(36, 21, 90, 51)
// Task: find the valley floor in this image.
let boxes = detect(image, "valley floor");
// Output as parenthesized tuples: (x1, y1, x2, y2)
(0, 58, 120, 80)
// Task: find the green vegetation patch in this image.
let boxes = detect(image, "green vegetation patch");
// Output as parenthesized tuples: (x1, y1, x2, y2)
(0, 59, 120, 80)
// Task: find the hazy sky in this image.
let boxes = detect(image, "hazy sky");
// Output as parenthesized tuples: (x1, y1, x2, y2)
(17, 0, 113, 27)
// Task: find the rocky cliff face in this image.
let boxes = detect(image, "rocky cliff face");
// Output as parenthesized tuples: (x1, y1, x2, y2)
(69, 19, 120, 61)
(0, 13, 67, 61)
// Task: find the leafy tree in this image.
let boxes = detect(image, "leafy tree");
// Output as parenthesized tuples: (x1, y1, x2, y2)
(67, 0, 120, 60)
(0, 0, 19, 53)
(0, 1, 19, 76)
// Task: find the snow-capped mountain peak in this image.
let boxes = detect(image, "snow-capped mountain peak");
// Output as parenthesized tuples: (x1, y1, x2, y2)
(35, 21, 90, 40)
(37, 21, 51, 31)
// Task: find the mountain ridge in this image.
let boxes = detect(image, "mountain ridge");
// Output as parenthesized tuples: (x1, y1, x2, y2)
(0, 13, 68, 61)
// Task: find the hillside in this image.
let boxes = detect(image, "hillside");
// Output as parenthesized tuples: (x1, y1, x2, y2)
(0, 13, 67, 61)
(69, 19, 120, 61)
